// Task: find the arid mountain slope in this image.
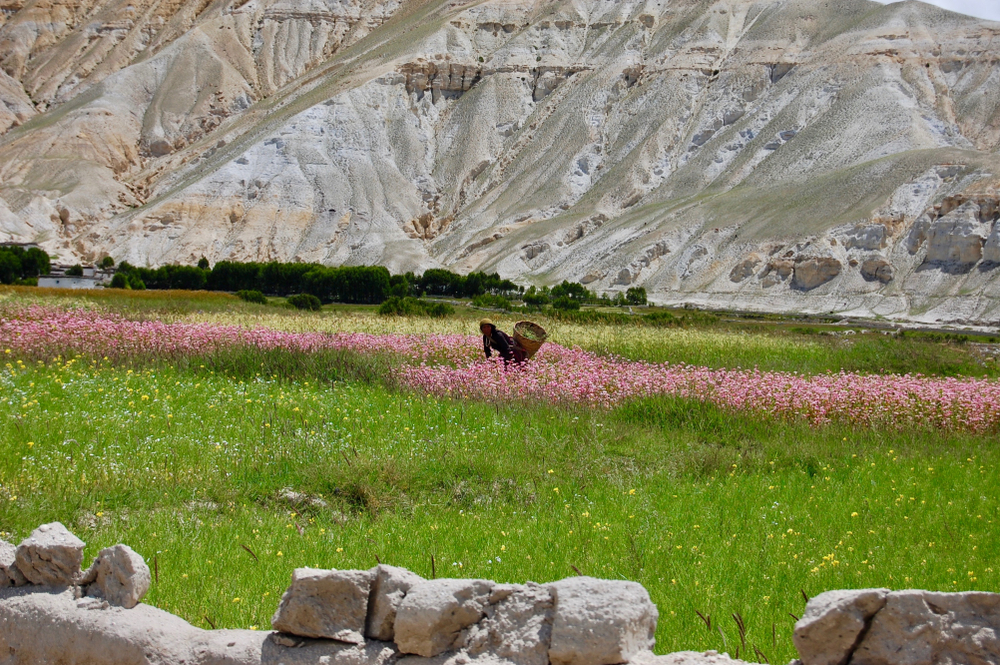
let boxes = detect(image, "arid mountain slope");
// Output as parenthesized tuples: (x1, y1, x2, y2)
(1, 0, 999, 323)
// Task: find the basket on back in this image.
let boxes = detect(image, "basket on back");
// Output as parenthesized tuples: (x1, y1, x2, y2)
(513, 321, 548, 359)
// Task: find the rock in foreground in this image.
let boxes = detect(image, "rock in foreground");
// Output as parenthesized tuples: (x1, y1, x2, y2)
(14, 523, 85, 586)
(794, 588, 1000, 665)
(365, 564, 425, 641)
(79, 544, 151, 609)
(271, 568, 373, 643)
(0, 540, 27, 588)
(548, 576, 659, 665)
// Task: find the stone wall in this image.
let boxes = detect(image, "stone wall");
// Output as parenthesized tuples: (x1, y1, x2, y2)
(3, 523, 1000, 665)
(0, 522, 741, 665)
(793, 588, 1000, 665)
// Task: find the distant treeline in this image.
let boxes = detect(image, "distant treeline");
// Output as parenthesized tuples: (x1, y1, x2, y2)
(0, 246, 51, 284)
(113, 260, 524, 304)
(113, 259, 650, 310)
(3, 249, 648, 312)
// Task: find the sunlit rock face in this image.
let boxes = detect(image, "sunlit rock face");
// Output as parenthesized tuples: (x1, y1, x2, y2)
(1, 0, 999, 323)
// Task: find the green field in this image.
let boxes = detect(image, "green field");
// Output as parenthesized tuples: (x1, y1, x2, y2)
(1, 288, 998, 662)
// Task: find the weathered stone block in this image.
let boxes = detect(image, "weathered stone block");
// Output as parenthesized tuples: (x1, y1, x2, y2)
(851, 590, 1000, 665)
(80, 544, 150, 608)
(793, 588, 888, 665)
(271, 568, 373, 642)
(923, 203, 988, 267)
(393, 578, 494, 657)
(0, 539, 28, 587)
(465, 582, 555, 665)
(729, 254, 761, 283)
(365, 564, 424, 641)
(14, 523, 85, 586)
(547, 576, 658, 665)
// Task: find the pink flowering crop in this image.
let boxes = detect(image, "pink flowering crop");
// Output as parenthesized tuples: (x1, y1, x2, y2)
(3, 305, 999, 432)
(0, 305, 474, 364)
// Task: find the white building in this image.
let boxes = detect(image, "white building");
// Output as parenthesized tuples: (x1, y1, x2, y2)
(38, 264, 115, 289)
(37, 275, 103, 289)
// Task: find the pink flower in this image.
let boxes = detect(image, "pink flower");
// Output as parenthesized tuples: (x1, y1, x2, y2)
(3, 305, 998, 432)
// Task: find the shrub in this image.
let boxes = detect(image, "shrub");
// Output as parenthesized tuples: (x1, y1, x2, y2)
(522, 286, 549, 308)
(378, 296, 420, 316)
(236, 290, 267, 304)
(109, 273, 129, 289)
(66, 264, 84, 276)
(472, 294, 512, 310)
(551, 296, 581, 311)
(422, 301, 454, 318)
(287, 293, 322, 311)
(100, 256, 115, 269)
(378, 296, 453, 318)
(642, 311, 679, 326)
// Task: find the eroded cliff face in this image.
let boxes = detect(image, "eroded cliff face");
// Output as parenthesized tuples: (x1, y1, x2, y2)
(1, 0, 999, 324)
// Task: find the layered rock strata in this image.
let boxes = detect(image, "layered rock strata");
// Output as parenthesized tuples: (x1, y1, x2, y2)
(0, 0, 999, 323)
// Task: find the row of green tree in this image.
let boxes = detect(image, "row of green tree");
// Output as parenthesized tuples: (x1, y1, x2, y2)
(111, 260, 525, 304)
(0, 246, 51, 285)
(1, 247, 648, 311)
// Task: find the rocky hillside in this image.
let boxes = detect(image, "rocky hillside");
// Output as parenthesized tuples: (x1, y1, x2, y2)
(0, 0, 998, 323)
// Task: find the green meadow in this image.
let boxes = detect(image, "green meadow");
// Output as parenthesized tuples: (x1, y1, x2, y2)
(0, 288, 998, 662)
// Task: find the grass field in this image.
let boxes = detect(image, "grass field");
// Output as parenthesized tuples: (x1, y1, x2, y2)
(1, 288, 998, 662)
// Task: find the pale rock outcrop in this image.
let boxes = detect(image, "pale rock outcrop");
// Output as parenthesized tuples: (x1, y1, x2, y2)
(0, 540, 28, 587)
(0, 70, 35, 134)
(860, 259, 894, 284)
(921, 202, 990, 268)
(983, 223, 1000, 264)
(366, 564, 425, 641)
(791, 257, 842, 291)
(14, 522, 85, 586)
(464, 582, 555, 665)
(272, 568, 373, 643)
(729, 254, 761, 283)
(851, 590, 1000, 665)
(393, 578, 494, 657)
(843, 225, 888, 251)
(79, 544, 150, 609)
(548, 576, 658, 665)
(759, 259, 793, 288)
(793, 588, 889, 665)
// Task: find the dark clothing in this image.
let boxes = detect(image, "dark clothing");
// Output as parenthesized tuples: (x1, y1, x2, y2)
(483, 328, 526, 365)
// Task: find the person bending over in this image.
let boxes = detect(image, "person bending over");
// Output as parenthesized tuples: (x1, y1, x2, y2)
(480, 318, 526, 366)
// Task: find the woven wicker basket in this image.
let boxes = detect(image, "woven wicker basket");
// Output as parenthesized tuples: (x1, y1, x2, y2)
(513, 321, 548, 359)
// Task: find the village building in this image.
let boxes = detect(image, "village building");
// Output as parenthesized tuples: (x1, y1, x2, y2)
(38, 265, 115, 289)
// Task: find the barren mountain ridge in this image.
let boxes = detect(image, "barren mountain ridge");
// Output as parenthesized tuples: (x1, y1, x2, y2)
(1, 0, 999, 323)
